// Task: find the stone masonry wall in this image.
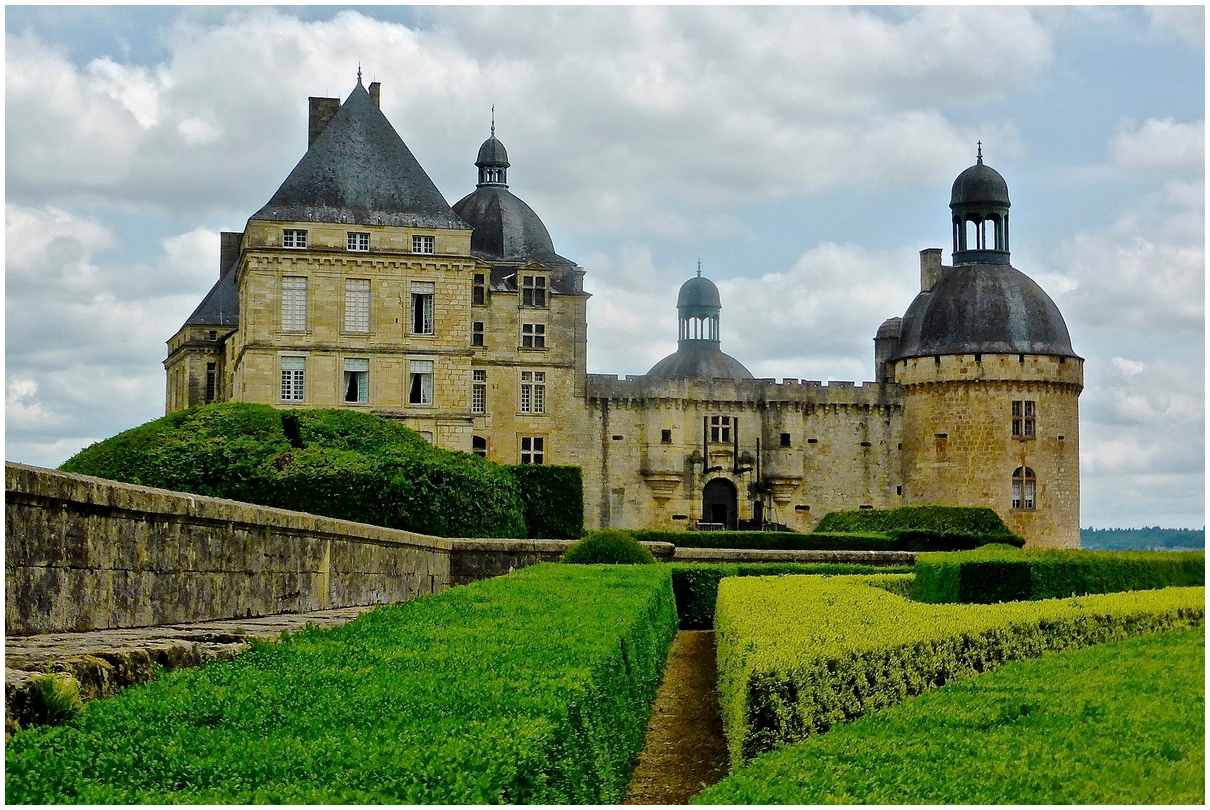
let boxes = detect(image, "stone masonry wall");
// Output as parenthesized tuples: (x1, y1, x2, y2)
(5, 463, 454, 636)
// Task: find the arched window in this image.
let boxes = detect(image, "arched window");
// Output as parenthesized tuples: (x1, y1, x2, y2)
(1012, 467, 1036, 510)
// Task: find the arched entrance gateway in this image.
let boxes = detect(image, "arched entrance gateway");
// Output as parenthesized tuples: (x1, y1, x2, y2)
(701, 478, 738, 530)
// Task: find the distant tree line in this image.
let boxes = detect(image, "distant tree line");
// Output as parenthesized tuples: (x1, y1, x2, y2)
(1081, 527, 1204, 551)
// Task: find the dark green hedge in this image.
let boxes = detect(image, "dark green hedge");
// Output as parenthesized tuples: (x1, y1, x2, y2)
(913, 546, 1207, 604)
(670, 563, 913, 629)
(60, 403, 527, 538)
(508, 465, 584, 539)
(816, 505, 1016, 537)
(635, 529, 1020, 553)
(563, 530, 654, 565)
(5, 565, 678, 803)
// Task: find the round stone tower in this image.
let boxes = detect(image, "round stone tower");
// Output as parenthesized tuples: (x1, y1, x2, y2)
(889, 149, 1083, 548)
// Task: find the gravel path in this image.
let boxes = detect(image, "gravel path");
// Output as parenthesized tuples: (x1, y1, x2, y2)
(624, 630, 730, 804)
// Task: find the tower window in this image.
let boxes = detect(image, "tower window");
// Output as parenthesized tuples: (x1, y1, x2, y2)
(472, 369, 486, 414)
(205, 362, 217, 403)
(522, 323, 546, 349)
(280, 276, 307, 332)
(472, 435, 487, 458)
(408, 359, 434, 406)
(280, 356, 305, 401)
(1012, 467, 1036, 510)
(472, 321, 485, 347)
(345, 278, 370, 333)
(208, 330, 218, 341)
(661, 429, 672, 444)
(472, 273, 486, 306)
(412, 235, 435, 254)
(1012, 400, 1036, 438)
(709, 415, 731, 443)
(520, 436, 545, 464)
(343, 358, 369, 403)
(346, 232, 370, 252)
(522, 275, 547, 307)
(411, 282, 435, 335)
(282, 229, 307, 248)
(520, 371, 546, 414)
(780, 433, 792, 447)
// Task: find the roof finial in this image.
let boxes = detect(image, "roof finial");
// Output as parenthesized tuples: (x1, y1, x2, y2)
(696, 258, 702, 278)
(976, 140, 983, 165)
(357, 64, 363, 85)
(491, 105, 495, 137)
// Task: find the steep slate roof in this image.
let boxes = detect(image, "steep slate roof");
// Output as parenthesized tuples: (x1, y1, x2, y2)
(453, 186, 574, 264)
(251, 83, 468, 229)
(181, 266, 239, 329)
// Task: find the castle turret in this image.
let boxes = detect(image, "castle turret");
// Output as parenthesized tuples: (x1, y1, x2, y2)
(891, 149, 1083, 548)
(646, 268, 754, 379)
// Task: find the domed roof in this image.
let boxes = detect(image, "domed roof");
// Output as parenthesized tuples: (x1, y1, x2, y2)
(951, 160, 1010, 209)
(452, 185, 565, 263)
(476, 135, 509, 167)
(678, 275, 722, 310)
(646, 345, 755, 380)
(892, 262, 1077, 360)
(876, 316, 902, 339)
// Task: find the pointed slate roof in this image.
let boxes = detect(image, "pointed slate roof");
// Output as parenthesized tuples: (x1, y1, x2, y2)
(181, 266, 239, 329)
(251, 82, 469, 229)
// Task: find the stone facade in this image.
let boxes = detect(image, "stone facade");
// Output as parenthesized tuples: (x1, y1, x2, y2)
(165, 78, 1082, 548)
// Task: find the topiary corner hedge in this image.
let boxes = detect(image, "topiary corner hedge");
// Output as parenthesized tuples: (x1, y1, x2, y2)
(508, 464, 584, 539)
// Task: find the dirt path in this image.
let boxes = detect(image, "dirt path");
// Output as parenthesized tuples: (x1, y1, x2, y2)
(625, 630, 730, 804)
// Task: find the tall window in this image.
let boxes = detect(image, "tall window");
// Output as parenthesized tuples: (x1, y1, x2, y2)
(472, 321, 485, 347)
(520, 371, 545, 414)
(345, 279, 370, 333)
(413, 235, 435, 254)
(411, 282, 435, 335)
(1012, 400, 1036, 438)
(710, 415, 732, 443)
(472, 369, 487, 414)
(472, 435, 487, 458)
(205, 362, 217, 403)
(1012, 467, 1036, 510)
(282, 229, 307, 248)
(347, 232, 369, 252)
(280, 356, 305, 401)
(408, 359, 434, 405)
(281, 276, 307, 332)
(522, 323, 546, 349)
(343, 358, 369, 403)
(472, 273, 486, 306)
(521, 436, 544, 464)
(522, 275, 547, 307)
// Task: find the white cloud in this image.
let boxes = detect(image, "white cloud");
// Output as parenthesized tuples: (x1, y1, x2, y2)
(1111, 118, 1204, 175)
(1145, 6, 1205, 51)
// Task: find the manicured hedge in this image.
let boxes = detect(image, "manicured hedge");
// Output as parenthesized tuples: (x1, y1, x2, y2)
(4, 565, 678, 804)
(508, 465, 584, 539)
(563, 530, 654, 565)
(815, 505, 1024, 547)
(714, 574, 1204, 767)
(59, 404, 528, 538)
(697, 628, 1206, 804)
(669, 563, 913, 630)
(637, 527, 1017, 552)
(913, 546, 1206, 604)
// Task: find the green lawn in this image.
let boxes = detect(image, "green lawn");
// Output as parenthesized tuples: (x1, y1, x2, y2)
(697, 627, 1205, 804)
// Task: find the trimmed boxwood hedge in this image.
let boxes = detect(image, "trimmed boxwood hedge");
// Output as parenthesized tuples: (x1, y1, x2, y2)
(59, 403, 528, 538)
(508, 465, 584, 539)
(4, 565, 678, 804)
(816, 505, 1014, 535)
(563, 530, 654, 565)
(714, 574, 1205, 767)
(670, 563, 913, 630)
(913, 545, 1207, 604)
(637, 527, 1019, 553)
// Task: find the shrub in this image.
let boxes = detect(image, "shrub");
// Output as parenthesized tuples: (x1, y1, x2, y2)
(913, 546, 1206, 604)
(815, 505, 1024, 548)
(22, 673, 84, 728)
(697, 628, 1206, 804)
(4, 565, 678, 804)
(59, 403, 528, 538)
(563, 530, 654, 565)
(508, 465, 584, 539)
(670, 563, 913, 630)
(714, 574, 1204, 767)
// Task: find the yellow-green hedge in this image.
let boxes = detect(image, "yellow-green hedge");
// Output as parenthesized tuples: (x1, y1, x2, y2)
(715, 574, 1205, 767)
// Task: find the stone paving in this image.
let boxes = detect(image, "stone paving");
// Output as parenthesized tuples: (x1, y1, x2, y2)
(5, 605, 380, 737)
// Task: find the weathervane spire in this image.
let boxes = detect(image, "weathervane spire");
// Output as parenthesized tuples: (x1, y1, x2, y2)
(491, 105, 495, 137)
(977, 140, 983, 165)
(697, 258, 702, 278)
(357, 63, 362, 85)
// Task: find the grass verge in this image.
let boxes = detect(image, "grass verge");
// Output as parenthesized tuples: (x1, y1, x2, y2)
(697, 627, 1205, 804)
(4, 564, 677, 804)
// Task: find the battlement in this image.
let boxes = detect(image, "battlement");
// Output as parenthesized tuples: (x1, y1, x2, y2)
(585, 373, 901, 407)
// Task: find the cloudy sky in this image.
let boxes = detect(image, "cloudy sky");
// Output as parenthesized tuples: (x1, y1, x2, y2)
(5, 5, 1205, 528)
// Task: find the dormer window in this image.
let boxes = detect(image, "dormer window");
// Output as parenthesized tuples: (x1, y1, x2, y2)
(283, 229, 308, 248)
(347, 232, 369, 252)
(413, 235, 435, 254)
(522, 275, 547, 307)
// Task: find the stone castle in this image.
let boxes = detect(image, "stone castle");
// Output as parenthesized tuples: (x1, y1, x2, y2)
(165, 78, 1082, 547)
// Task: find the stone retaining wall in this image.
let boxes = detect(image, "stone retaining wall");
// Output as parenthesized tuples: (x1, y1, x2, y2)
(5, 463, 453, 636)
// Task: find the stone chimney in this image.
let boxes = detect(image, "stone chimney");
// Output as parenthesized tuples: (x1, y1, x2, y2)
(219, 231, 243, 277)
(919, 248, 943, 292)
(368, 82, 381, 108)
(308, 97, 340, 148)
